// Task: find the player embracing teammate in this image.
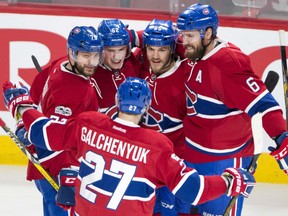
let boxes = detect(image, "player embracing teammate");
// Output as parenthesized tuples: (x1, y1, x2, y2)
(3, 3, 288, 216)
(11, 26, 104, 216)
(92, 18, 144, 117)
(173, 3, 288, 216)
(3, 77, 255, 216)
(132, 3, 288, 216)
(135, 19, 191, 216)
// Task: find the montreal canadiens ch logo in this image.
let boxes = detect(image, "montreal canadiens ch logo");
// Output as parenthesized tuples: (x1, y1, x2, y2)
(202, 8, 210, 15)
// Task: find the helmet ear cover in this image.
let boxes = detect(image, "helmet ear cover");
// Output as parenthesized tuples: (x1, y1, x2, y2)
(176, 3, 219, 38)
(117, 77, 152, 115)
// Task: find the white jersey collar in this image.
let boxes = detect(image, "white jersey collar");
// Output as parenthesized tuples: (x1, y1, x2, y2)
(114, 117, 140, 128)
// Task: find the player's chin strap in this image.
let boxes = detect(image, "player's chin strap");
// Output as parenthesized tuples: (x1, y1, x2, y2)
(0, 117, 59, 191)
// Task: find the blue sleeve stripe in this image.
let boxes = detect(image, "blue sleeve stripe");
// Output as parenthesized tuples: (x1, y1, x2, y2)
(192, 94, 241, 117)
(28, 117, 53, 151)
(172, 169, 203, 205)
(247, 92, 281, 116)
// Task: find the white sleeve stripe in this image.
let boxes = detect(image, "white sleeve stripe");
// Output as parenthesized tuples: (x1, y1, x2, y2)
(172, 169, 196, 194)
(28, 116, 48, 147)
(191, 175, 204, 206)
(262, 106, 282, 116)
(43, 120, 54, 151)
(38, 151, 63, 163)
(245, 90, 268, 113)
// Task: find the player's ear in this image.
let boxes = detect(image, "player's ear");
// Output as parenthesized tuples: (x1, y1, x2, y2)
(204, 28, 213, 40)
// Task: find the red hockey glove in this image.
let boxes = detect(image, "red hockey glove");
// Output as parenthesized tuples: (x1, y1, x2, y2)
(56, 168, 78, 210)
(222, 168, 255, 198)
(3, 81, 33, 119)
(269, 132, 288, 175)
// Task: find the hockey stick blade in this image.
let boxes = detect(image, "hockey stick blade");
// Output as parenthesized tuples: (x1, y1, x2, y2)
(31, 55, 42, 72)
(265, 70, 279, 93)
(0, 117, 59, 191)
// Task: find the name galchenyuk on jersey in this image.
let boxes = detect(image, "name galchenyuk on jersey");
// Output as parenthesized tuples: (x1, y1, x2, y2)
(81, 126, 150, 164)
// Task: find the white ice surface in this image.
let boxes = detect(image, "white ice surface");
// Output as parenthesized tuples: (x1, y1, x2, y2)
(0, 165, 287, 216)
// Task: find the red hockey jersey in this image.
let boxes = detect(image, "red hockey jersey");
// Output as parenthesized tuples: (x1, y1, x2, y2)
(23, 110, 228, 216)
(92, 54, 142, 117)
(140, 57, 191, 157)
(183, 41, 282, 163)
(27, 56, 99, 179)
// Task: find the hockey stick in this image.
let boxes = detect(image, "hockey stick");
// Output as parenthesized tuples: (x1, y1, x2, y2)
(279, 30, 288, 124)
(223, 148, 260, 216)
(0, 117, 59, 191)
(31, 55, 42, 72)
(265, 70, 279, 93)
(223, 70, 279, 216)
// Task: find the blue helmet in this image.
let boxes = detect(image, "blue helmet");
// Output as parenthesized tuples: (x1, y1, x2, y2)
(98, 19, 130, 46)
(117, 77, 152, 115)
(67, 26, 104, 53)
(177, 4, 219, 38)
(143, 19, 178, 51)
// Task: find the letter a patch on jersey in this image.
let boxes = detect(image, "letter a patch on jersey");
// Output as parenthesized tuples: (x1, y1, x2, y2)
(195, 70, 202, 83)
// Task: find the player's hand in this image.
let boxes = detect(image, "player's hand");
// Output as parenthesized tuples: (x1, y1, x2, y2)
(222, 168, 255, 198)
(269, 132, 288, 175)
(56, 168, 78, 210)
(2, 81, 33, 118)
(15, 122, 32, 147)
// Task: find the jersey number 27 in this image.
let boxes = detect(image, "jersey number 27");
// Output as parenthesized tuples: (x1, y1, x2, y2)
(79, 151, 137, 210)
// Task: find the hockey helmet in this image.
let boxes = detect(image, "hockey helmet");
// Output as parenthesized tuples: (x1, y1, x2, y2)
(67, 26, 104, 53)
(117, 77, 152, 115)
(177, 3, 219, 38)
(143, 19, 179, 51)
(98, 19, 130, 47)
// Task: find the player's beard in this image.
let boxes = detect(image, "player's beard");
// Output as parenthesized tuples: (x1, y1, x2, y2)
(184, 43, 205, 61)
(150, 54, 174, 76)
(74, 62, 96, 77)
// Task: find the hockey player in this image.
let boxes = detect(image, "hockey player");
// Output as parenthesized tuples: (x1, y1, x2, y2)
(137, 19, 192, 216)
(3, 77, 255, 216)
(14, 26, 104, 216)
(93, 18, 143, 117)
(175, 3, 288, 216)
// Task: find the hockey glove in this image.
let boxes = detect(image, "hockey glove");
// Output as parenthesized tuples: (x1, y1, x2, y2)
(15, 121, 32, 148)
(269, 132, 288, 175)
(222, 168, 255, 198)
(56, 168, 78, 210)
(3, 81, 33, 119)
